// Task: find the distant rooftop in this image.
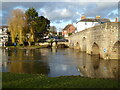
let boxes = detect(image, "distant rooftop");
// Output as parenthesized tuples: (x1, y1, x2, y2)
(63, 24, 74, 31)
(80, 18, 110, 22)
(77, 16, 111, 23)
(0, 26, 8, 29)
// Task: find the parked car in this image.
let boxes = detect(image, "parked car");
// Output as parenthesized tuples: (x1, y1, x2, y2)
(57, 39, 68, 42)
(46, 38, 55, 42)
(46, 37, 68, 42)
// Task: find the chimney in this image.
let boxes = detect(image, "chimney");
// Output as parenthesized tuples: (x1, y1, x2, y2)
(115, 18, 118, 22)
(81, 16, 86, 20)
(96, 16, 100, 19)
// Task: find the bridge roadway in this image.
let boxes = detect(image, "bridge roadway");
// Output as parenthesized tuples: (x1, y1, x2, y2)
(66, 22, 120, 59)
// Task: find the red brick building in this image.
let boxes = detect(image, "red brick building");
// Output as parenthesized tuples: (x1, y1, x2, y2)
(62, 24, 76, 37)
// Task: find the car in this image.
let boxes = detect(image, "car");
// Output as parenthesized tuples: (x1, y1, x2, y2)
(46, 38, 68, 42)
(57, 39, 68, 42)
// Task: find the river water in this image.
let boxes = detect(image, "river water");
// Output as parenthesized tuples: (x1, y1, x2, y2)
(1, 48, 119, 79)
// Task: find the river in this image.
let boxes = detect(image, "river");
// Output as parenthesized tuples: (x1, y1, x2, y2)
(1, 48, 119, 79)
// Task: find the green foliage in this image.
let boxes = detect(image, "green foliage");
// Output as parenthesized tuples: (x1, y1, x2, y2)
(3, 72, 118, 88)
(8, 8, 50, 46)
(25, 8, 38, 23)
(25, 8, 50, 42)
(58, 36, 63, 39)
(68, 33, 72, 36)
(48, 39, 54, 43)
(25, 8, 50, 33)
(35, 16, 50, 33)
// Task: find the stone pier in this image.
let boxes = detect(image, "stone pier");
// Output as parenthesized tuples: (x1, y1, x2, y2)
(66, 22, 120, 59)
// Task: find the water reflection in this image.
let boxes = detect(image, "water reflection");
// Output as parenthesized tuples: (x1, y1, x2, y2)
(2, 48, 50, 75)
(64, 49, 118, 79)
(78, 55, 118, 79)
(1, 48, 119, 79)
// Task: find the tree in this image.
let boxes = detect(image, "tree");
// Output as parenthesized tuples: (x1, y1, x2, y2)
(8, 8, 50, 46)
(25, 8, 50, 44)
(25, 8, 38, 45)
(8, 9, 27, 45)
(34, 16, 50, 41)
(49, 26, 57, 32)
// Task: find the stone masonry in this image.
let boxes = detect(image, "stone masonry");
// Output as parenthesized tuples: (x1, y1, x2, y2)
(66, 22, 120, 59)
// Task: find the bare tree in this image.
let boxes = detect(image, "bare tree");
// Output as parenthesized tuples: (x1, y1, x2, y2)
(8, 9, 27, 45)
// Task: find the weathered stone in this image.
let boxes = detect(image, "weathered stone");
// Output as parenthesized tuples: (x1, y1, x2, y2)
(57, 44, 68, 48)
(66, 22, 120, 59)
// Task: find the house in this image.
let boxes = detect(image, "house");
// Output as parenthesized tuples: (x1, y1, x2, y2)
(62, 24, 76, 37)
(0, 26, 9, 46)
(115, 18, 118, 22)
(76, 16, 110, 32)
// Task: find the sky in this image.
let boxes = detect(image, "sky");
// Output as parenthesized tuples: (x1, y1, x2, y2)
(1, 1, 119, 32)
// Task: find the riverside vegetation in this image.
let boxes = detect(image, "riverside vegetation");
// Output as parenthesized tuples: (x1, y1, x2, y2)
(2, 72, 119, 88)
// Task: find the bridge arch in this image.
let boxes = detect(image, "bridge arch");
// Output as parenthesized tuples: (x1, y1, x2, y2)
(75, 42, 81, 50)
(111, 41, 120, 59)
(91, 42, 100, 55)
(82, 37, 86, 52)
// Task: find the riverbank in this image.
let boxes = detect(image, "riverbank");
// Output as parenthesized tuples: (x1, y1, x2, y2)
(2, 72, 118, 88)
(1, 45, 48, 49)
(1, 44, 68, 49)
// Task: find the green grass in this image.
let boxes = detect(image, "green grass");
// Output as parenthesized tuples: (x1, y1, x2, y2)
(2, 72, 119, 88)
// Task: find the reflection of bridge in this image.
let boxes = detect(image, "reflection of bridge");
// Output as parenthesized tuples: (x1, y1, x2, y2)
(77, 53, 118, 79)
(66, 22, 120, 59)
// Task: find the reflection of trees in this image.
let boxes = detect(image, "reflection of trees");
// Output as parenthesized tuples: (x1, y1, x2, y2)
(77, 53, 118, 79)
(7, 49, 50, 75)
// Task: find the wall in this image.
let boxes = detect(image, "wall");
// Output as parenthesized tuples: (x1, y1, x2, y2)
(0, 27, 9, 46)
(66, 22, 120, 59)
(62, 25, 76, 37)
(76, 22, 100, 32)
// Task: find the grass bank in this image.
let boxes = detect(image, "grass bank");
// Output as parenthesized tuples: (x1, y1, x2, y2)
(2, 72, 119, 88)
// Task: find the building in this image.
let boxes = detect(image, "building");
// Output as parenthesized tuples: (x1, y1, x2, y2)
(0, 26, 9, 46)
(115, 18, 118, 22)
(62, 24, 76, 37)
(76, 16, 110, 32)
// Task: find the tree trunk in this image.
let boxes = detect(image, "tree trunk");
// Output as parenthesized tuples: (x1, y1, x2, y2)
(28, 41, 31, 46)
(19, 28, 23, 45)
(50, 42, 53, 47)
(30, 27, 35, 42)
(11, 31, 15, 43)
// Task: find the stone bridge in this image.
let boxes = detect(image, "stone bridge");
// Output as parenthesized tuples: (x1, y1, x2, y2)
(66, 22, 120, 59)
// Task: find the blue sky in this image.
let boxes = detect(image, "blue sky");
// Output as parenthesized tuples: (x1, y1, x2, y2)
(1, 1, 119, 31)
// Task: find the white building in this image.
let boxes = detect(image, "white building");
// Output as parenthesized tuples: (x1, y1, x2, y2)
(0, 26, 9, 47)
(76, 16, 110, 32)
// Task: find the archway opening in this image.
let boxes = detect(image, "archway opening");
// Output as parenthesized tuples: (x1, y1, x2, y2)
(75, 42, 81, 50)
(82, 37, 86, 52)
(92, 43, 100, 55)
(111, 41, 120, 59)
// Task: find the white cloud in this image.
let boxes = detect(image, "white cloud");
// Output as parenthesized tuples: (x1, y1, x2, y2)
(1, 2, 119, 29)
(38, 8, 74, 21)
(13, 6, 28, 12)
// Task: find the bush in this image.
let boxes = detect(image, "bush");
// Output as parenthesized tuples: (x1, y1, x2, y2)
(68, 33, 72, 36)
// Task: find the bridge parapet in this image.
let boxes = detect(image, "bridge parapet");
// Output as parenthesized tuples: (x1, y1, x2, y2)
(66, 22, 120, 59)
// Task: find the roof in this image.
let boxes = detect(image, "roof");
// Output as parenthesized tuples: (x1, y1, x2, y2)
(78, 18, 110, 23)
(63, 24, 74, 31)
(0, 26, 8, 29)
